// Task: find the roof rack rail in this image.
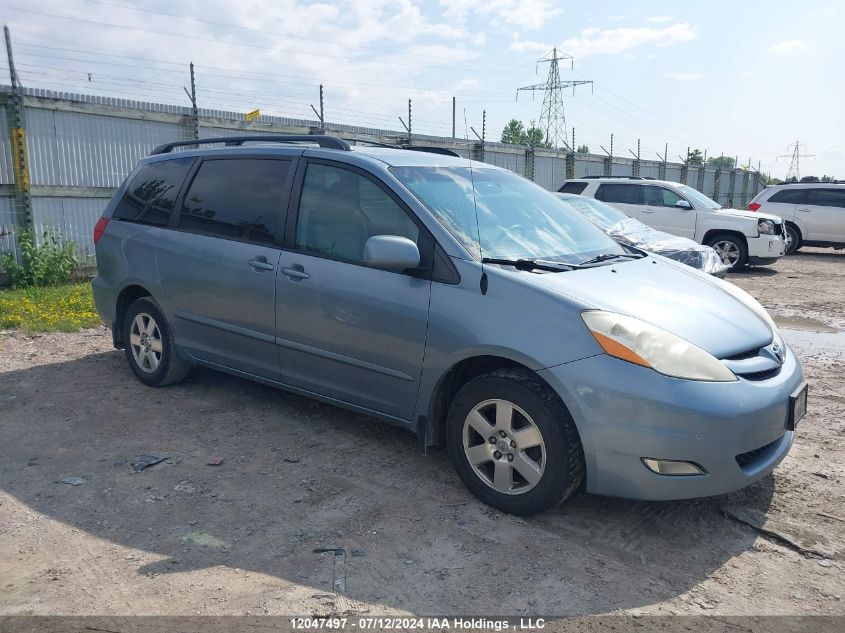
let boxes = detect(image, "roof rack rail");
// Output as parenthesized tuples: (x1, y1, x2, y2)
(344, 139, 462, 158)
(581, 175, 651, 180)
(150, 134, 352, 155)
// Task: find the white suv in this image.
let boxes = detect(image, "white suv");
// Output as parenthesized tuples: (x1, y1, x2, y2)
(748, 182, 845, 254)
(560, 178, 786, 271)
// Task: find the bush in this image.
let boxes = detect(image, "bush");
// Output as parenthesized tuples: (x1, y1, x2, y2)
(0, 227, 79, 287)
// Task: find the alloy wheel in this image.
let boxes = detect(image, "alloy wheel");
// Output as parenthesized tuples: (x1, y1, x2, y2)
(713, 240, 740, 266)
(462, 398, 546, 495)
(129, 312, 163, 373)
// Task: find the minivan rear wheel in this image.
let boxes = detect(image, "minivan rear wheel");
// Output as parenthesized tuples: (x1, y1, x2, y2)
(123, 297, 191, 387)
(446, 369, 584, 515)
(706, 233, 748, 271)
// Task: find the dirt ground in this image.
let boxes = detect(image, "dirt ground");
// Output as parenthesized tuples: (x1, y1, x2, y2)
(0, 248, 843, 618)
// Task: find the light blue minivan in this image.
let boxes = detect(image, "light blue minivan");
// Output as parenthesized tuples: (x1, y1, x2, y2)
(92, 135, 807, 515)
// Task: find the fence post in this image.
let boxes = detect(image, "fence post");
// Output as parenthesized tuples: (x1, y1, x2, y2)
(680, 162, 689, 186)
(740, 171, 750, 208)
(696, 164, 705, 192)
(713, 166, 722, 204)
(727, 169, 737, 208)
(525, 146, 535, 181)
(4, 25, 31, 235)
(566, 151, 575, 180)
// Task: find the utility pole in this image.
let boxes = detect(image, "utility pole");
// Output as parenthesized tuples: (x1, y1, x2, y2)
(516, 48, 591, 151)
(182, 62, 199, 141)
(4, 24, 31, 232)
(310, 84, 325, 133)
(778, 141, 815, 180)
(452, 96, 456, 139)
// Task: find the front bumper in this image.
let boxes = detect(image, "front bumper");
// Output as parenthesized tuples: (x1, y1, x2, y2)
(539, 345, 804, 500)
(747, 234, 785, 260)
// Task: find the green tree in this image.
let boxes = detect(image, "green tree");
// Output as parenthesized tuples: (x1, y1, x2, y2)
(525, 120, 548, 148)
(706, 155, 736, 169)
(687, 149, 704, 165)
(500, 119, 527, 145)
(820, 174, 837, 182)
(576, 144, 590, 153)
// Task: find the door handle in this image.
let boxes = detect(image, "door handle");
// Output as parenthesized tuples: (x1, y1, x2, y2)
(248, 257, 275, 271)
(797, 208, 811, 212)
(280, 265, 310, 280)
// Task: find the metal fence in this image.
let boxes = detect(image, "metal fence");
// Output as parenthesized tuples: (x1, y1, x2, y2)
(1, 85, 764, 262)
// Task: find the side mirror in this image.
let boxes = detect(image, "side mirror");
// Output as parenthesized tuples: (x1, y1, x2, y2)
(675, 199, 693, 210)
(363, 235, 420, 272)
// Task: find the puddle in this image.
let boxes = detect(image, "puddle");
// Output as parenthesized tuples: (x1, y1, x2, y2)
(772, 315, 839, 333)
(771, 315, 845, 354)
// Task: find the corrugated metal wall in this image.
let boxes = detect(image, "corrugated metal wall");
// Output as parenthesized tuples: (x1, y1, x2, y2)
(0, 85, 765, 262)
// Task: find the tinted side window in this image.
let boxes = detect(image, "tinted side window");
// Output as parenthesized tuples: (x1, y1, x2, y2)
(807, 188, 845, 208)
(596, 184, 640, 204)
(560, 182, 588, 194)
(296, 163, 419, 264)
(179, 159, 291, 244)
(768, 189, 808, 204)
(643, 186, 683, 207)
(113, 158, 194, 226)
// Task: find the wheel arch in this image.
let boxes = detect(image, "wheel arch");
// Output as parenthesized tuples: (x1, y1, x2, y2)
(784, 220, 803, 244)
(423, 355, 560, 450)
(702, 228, 747, 247)
(113, 284, 154, 347)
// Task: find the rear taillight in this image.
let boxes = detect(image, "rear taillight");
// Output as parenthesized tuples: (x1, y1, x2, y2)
(93, 217, 109, 244)
(748, 202, 761, 211)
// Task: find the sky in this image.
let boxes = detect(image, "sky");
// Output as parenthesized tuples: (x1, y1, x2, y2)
(4, 0, 843, 178)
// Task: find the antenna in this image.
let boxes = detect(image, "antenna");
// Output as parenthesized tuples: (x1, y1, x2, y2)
(777, 140, 815, 180)
(516, 48, 592, 151)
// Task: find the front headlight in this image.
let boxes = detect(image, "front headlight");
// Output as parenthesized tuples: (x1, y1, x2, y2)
(758, 219, 776, 235)
(581, 311, 737, 382)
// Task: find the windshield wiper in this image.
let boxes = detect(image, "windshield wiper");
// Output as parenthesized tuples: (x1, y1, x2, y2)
(481, 257, 584, 272)
(578, 252, 646, 266)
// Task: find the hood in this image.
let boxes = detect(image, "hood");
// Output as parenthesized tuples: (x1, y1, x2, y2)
(524, 256, 773, 358)
(713, 207, 782, 223)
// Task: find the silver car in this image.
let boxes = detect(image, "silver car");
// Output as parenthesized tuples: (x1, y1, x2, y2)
(92, 135, 808, 515)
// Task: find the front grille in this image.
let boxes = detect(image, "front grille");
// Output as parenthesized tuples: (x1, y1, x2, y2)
(740, 367, 782, 381)
(736, 437, 782, 469)
(725, 347, 760, 361)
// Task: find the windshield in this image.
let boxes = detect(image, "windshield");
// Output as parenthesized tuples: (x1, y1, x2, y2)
(557, 194, 631, 229)
(391, 166, 625, 264)
(677, 184, 721, 210)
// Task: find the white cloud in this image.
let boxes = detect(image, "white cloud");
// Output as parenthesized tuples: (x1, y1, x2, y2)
(439, 0, 562, 30)
(769, 40, 806, 53)
(647, 16, 675, 23)
(560, 22, 696, 58)
(665, 72, 701, 81)
(509, 38, 552, 53)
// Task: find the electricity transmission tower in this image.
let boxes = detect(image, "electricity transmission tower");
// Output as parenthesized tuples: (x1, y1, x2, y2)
(516, 48, 592, 151)
(778, 141, 815, 180)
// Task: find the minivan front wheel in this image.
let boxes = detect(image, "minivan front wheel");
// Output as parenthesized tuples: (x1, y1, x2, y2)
(123, 297, 191, 387)
(446, 369, 584, 515)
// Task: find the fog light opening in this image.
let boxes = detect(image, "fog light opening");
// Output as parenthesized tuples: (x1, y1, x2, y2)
(642, 458, 706, 476)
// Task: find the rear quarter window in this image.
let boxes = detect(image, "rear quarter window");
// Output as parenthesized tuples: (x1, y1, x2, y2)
(113, 158, 194, 227)
(596, 183, 640, 205)
(559, 181, 588, 194)
(768, 189, 808, 204)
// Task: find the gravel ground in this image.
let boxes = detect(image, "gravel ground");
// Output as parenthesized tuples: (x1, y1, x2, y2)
(0, 248, 843, 618)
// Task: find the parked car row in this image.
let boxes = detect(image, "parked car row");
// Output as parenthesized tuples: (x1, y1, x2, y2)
(93, 136, 806, 515)
(558, 177, 787, 272)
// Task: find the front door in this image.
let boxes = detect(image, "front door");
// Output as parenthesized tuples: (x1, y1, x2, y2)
(640, 185, 697, 239)
(275, 160, 432, 420)
(157, 156, 295, 379)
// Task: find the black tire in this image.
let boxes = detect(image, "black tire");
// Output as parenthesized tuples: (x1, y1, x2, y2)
(122, 296, 191, 387)
(446, 369, 584, 515)
(784, 224, 802, 255)
(706, 233, 748, 272)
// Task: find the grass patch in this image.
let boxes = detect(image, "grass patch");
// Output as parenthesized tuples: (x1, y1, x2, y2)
(0, 282, 101, 333)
